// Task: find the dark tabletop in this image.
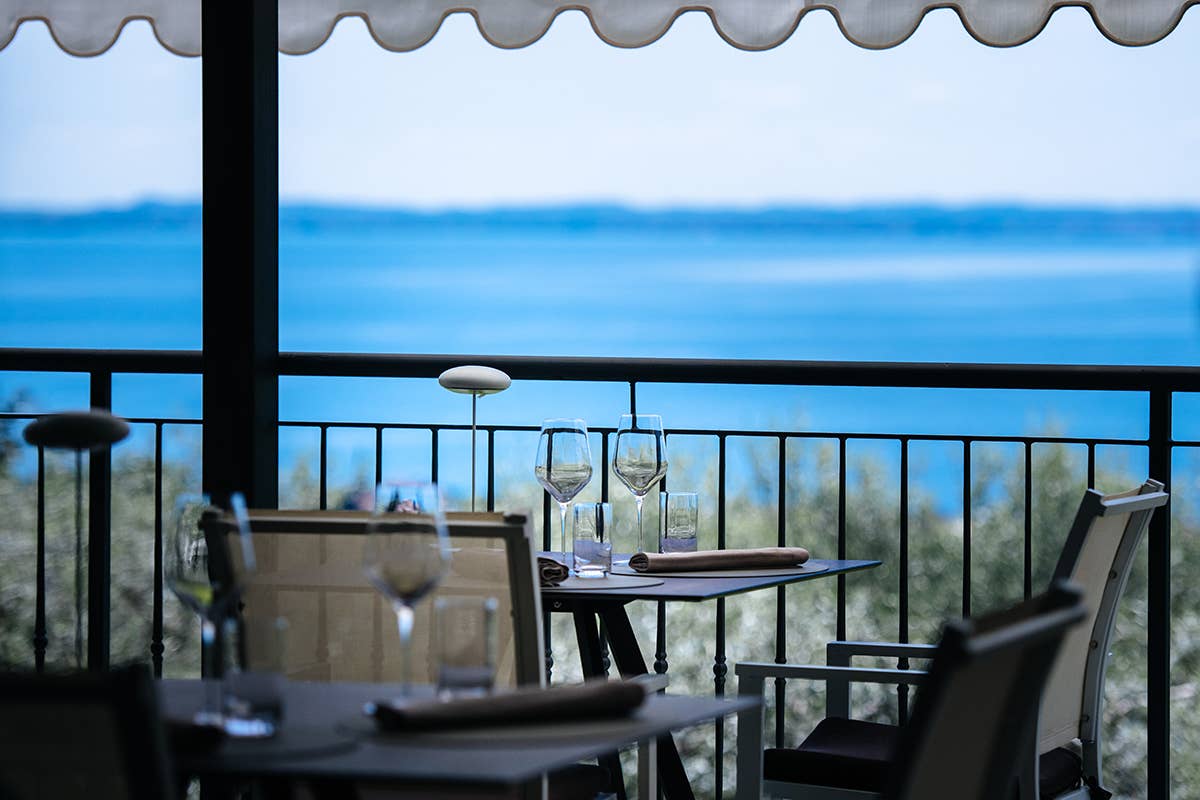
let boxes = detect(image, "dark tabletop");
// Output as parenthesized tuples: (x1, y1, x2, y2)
(540, 557, 880, 604)
(161, 679, 757, 786)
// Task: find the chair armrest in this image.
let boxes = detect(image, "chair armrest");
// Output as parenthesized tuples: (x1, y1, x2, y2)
(734, 663, 927, 800)
(826, 641, 938, 662)
(735, 662, 927, 686)
(822, 642, 935, 718)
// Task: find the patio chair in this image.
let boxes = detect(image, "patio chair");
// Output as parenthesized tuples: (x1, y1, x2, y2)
(0, 664, 175, 800)
(208, 509, 614, 799)
(734, 479, 1167, 800)
(208, 509, 545, 688)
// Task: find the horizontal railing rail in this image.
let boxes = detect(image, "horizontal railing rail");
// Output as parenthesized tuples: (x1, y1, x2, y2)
(0, 346, 1192, 797)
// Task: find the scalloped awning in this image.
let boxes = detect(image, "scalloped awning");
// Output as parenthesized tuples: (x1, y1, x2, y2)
(2, 0, 1197, 57)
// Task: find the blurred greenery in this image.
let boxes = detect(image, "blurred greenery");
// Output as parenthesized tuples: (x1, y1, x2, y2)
(1, 402, 1198, 799)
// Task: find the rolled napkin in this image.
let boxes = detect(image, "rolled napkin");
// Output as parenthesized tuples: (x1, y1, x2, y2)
(371, 679, 646, 732)
(628, 546, 810, 573)
(538, 556, 569, 587)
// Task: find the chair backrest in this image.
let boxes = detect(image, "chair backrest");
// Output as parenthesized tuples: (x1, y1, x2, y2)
(0, 664, 174, 800)
(1038, 479, 1167, 754)
(885, 582, 1086, 800)
(210, 509, 545, 688)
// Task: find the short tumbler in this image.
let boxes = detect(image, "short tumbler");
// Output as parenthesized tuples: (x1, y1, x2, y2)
(660, 492, 698, 553)
(573, 502, 613, 578)
(434, 595, 498, 696)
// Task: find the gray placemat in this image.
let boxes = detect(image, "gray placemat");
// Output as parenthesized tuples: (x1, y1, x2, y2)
(341, 713, 645, 745)
(610, 560, 830, 579)
(555, 574, 664, 590)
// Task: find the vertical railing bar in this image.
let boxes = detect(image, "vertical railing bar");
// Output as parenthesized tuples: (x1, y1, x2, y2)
(1147, 388, 1172, 800)
(600, 432, 609, 503)
(775, 434, 787, 748)
(542, 486, 553, 683)
(374, 426, 383, 489)
(898, 437, 909, 725)
(318, 424, 328, 511)
(837, 436, 847, 641)
(1087, 442, 1096, 489)
(88, 369, 113, 672)
(598, 428, 611, 677)
(34, 444, 46, 673)
(962, 438, 971, 619)
(656, 445, 668, 677)
(430, 426, 439, 485)
(152, 423, 164, 678)
(1024, 442, 1033, 601)
(486, 428, 496, 512)
(629, 381, 636, 416)
(715, 432, 728, 797)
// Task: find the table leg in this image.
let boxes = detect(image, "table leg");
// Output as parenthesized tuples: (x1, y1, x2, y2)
(574, 611, 628, 800)
(598, 606, 695, 800)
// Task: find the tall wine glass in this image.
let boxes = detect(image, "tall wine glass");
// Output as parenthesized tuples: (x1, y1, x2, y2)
(534, 419, 594, 561)
(167, 492, 255, 728)
(363, 481, 450, 697)
(613, 414, 668, 553)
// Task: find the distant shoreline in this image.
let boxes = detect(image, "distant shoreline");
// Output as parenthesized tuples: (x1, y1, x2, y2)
(2, 201, 1199, 242)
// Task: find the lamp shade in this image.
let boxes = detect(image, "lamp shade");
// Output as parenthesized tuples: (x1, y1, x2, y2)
(23, 410, 130, 451)
(438, 366, 512, 396)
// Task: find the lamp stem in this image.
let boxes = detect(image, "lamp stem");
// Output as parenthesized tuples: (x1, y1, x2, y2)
(471, 393, 478, 512)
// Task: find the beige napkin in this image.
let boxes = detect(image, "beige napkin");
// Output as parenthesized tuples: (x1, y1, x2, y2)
(537, 556, 569, 587)
(628, 546, 810, 573)
(371, 679, 645, 732)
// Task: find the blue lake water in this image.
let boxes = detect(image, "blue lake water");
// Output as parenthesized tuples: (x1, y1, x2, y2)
(3, 203, 1200, 507)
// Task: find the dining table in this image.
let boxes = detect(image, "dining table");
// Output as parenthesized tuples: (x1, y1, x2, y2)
(161, 678, 757, 799)
(540, 555, 882, 800)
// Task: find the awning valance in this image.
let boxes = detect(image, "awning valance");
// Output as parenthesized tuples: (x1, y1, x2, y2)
(3, 0, 1197, 57)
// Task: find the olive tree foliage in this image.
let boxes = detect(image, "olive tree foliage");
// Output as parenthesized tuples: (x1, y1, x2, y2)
(0, 409, 203, 676)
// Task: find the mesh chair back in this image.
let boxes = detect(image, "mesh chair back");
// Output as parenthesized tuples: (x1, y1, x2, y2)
(0, 665, 174, 800)
(1038, 480, 1167, 753)
(214, 510, 545, 688)
(888, 582, 1085, 800)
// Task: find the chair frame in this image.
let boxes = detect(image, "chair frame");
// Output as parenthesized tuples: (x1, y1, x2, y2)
(734, 479, 1167, 800)
(0, 664, 175, 800)
(206, 509, 546, 687)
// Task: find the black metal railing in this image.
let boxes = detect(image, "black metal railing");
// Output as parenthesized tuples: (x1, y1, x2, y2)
(3, 347, 1198, 798)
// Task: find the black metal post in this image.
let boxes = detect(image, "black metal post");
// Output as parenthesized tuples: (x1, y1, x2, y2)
(88, 371, 113, 671)
(201, 0, 279, 509)
(1147, 388, 1171, 800)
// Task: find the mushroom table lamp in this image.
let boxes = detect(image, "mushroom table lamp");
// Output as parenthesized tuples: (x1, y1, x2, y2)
(437, 366, 511, 511)
(23, 409, 130, 669)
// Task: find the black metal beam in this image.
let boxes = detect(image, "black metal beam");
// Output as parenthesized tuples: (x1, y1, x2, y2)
(277, 351, 1200, 392)
(200, 0, 279, 507)
(88, 371, 113, 671)
(1147, 388, 1172, 800)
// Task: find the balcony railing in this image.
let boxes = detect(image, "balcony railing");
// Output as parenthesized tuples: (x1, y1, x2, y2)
(2, 346, 1197, 797)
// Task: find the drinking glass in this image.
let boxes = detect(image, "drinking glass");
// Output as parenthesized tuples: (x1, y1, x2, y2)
(660, 492, 698, 553)
(363, 481, 450, 698)
(573, 502, 613, 577)
(434, 595, 498, 697)
(613, 414, 668, 553)
(167, 492, 255, 730)
(534, 419, 594, 561)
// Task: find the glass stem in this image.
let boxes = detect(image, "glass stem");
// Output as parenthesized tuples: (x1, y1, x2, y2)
(395, 602, 415, 696)
(635, 495, 645, 553)
(201, 618, 222, 718)
(558, 501, 569, 563)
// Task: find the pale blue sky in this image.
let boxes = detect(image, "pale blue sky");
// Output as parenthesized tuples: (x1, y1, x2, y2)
(0, 6, 1197, 210)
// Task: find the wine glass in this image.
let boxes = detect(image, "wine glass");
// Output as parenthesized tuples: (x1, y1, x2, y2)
(167, 492, 255, 729)
(363, 481, 451, 698)
(613, 414, 668, 553)
(534, 419, 594, 562)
